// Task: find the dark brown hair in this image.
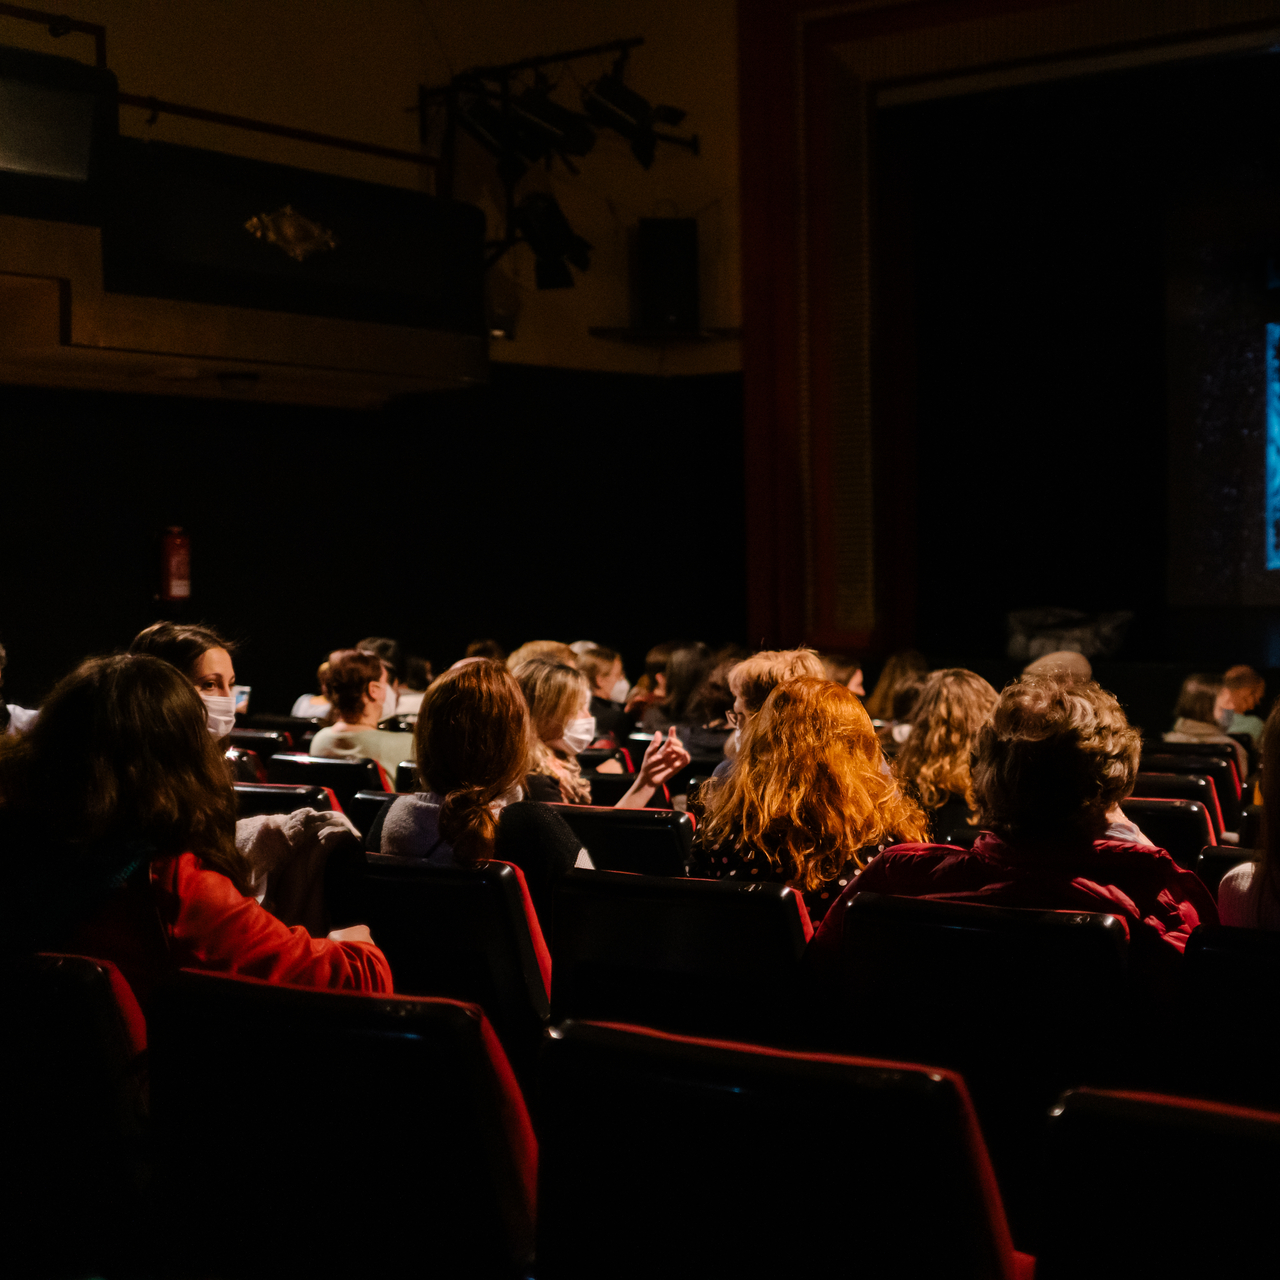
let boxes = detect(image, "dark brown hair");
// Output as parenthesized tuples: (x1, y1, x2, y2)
(326, 649, 385, 720)
(972, 674, 1140, 842)
(0, 653, 253, 894)
(1173, 673, 1223, 725)
(863, 649, 928, 721)
(129, 621, 235, 681)
(414, 660, 531, 864)
(575, 646, 619, 688)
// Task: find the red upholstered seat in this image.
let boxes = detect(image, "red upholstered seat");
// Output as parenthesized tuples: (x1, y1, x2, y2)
(150, 970, 536, 1279)
(266, 751, 388, 808)
(538, 1019, 1033, 1279)
(1118, 795, 1216, 865)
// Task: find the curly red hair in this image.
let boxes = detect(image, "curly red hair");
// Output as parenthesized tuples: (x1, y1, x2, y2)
(699, 676, 928, 891)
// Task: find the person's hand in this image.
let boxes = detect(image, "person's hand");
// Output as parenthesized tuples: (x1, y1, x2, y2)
(327, 924, 373, 944)
(637, 727, 692, 788)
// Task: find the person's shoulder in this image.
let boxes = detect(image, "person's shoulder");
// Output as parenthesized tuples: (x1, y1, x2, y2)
(1218, 859, 1260, 925)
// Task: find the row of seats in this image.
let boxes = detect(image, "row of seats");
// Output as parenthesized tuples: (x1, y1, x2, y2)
(12, 952, 1279, 1278)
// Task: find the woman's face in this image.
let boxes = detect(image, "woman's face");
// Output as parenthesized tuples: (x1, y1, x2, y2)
(192, 647, 235, 699)
(593, 658, 623, 700)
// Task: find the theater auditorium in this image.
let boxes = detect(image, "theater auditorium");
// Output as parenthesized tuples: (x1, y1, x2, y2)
(4, 2, 1280, 1276)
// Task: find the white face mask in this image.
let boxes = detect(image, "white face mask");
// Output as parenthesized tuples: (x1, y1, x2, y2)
(202, 693, 236, 739)
(382, 683, 398, 720)
(609, 677, 630, 704)
(563, 715, 596, 754)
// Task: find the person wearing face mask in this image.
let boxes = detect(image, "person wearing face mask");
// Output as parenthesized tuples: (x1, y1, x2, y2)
(575, 646, 632, 744)
(308, 650, 415, 782)
(129, 621, 240, 742)
(514, 657, 690, 809)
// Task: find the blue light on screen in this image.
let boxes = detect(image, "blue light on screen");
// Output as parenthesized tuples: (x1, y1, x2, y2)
(1268, 323, 1280, 569)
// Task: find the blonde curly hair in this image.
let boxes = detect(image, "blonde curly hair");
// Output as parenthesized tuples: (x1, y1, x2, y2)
(972, 674, 1140, 840)
(893, 669, 998, 815)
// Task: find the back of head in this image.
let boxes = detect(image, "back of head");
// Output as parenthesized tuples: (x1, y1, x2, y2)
(356, 636, 402, 684)
(327, 650, 384, 721)
(894, 669, 999, 811)
(1224, 664, 1265, 713)
(863, 649, 928, 720)
(972, 674, 1139, 843)
(1174, 673, 1223, 725)
(644, 640, 684, 682)
(663, 643, 713, 723)
(129, 621, 233, 681)
(701, 676, 927, 889)
(1023, 650, 1093, 683)
(414, 660, 531, 863)
(0, 653, 251, 906)
(402, 654, 432, 692)
(728, 648, 826, 717)
(465, 638, 506, 662)
(514, 658, 588, 742)
(508, 640, 577, 672)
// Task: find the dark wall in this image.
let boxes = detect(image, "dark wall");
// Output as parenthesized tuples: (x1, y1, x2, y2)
(873, 45, 1280, 661)
(0, 365, 745, 712)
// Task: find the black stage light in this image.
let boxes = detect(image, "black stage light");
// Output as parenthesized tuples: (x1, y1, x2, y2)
(511, 83, 596, 165)
(581, 53, 685, 169)
(513, 191, 591, 289)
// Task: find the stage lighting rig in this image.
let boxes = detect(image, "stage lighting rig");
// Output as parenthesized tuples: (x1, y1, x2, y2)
(417, 36, 698, 289)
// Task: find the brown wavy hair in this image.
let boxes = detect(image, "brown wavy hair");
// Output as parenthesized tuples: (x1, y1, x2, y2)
(414, 659, 531, 864)
(894, 669, 998, 814)
(0, 653, 252, 893)
(972, 674, 1140, 841)
(699, 677, 928, 891)
(326, 649, 384, 720)
(514, 657, 593, 804)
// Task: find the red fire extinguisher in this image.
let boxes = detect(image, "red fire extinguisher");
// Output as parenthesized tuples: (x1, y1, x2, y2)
(160, 527, 191, 601)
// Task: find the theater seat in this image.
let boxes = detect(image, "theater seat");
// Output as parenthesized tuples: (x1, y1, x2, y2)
(550, 869, 811, 1045)
(1132, 770, 1223, 835)
(546, 803, 692, 876)
(0, 953, 150, 1279)
(1142, 749, 1241, 828)
(576, 746, 634, 774)
(228, 727, 291, 760)
(1118, 796, 1215, 866)
(581, 772, 671, 807)
(395, 759, 417, 792)
(149, 971, 537, 1280)
(348, 788, 404, 840)
(234, 781, 338, 817)
(224, 744, 266, 782)
(1038, 1087, 1280, 1278)
(360, 854, 551, 1089)
(1193, 846, 1258, 897)
(266, 751, 389, 809)
(537, 1020, 1033, 1280)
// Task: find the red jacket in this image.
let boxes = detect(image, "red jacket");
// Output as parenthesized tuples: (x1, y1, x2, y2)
(69, 851, 393, 1007)
(812, 831, 1218, 996)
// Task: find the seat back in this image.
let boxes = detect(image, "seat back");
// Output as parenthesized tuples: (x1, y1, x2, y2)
(360, 854, 551, 1087)
(1142, 750, 1241, 826)
(580, 772, 670, 807)
(228, 727, 291, 759)
(551, 870, 810, 1044)
(224, 744, 266, 782)
(547, 803, 692, 876)
(149, 972, 537, 1280)
(1118, 796, 1215, 865)
(234, 781, 337, 817)
(348, 788, 401, 840)
(1180, 924, 1280, 1109)
(395, 758, 418, 792)
(1038, 1088, 1280, 1278)
(537, 1020, 1022, 1280)
(267, 751, 387, 808)
(1192, 847, 1258, 897)
(0, 953, 149, 1278)
(1132, 771, 1223, 834)
(576, 746, 634, 773)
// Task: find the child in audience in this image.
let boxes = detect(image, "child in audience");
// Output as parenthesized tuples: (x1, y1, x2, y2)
(516, 657, 690, 808)
(1219, 699, 1280, 928)
(893, 669, 998, 846)
(692, 677, 928, 922)
(3, 654, 390, 1004)
(816, 673, 1218, 993)
(130, 621, 239, 741)
(309, 650, 414, 780)
(1164, 672, 1249, 778)
(379, 659, 587, 919)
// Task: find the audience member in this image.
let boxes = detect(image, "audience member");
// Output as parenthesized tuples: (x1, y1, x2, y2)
(465, 638, 506, 661)
(1219, 699, 1280, 928)
(638, 642, 713, 732)
(624, 639, 683, 722)
(0, 640, 38, 735)
(692, 677, 928, 921)
(863, 649, 928, 722)
(1165, 672, 1249, 778)
(516, 657, 690, 808)
(877, 675, 928, 756)
(816, 674, 1218, 995)
(290, 657, 333, 720)
(1218, 664, 1266, 748)
(356, 636, 405, 721)
(3, 654, 390, 1004)
(716, 647, 827, 778)
(129, 621, 239, 741)
(680, 646, 751, 757)
(309, 650, 414, 780)
(821, 652, 866, 696)
(394, 653, 432, 716)
(1022, 649, 1093, 682)
(379, 659, 588, 919)
(893, 669, 998, 845)
(575, 645, 631, 742)
(508, 639, 577, 670)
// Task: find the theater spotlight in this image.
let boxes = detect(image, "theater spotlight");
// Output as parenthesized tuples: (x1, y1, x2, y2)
(581, 52, 689, 169)
(511, 82, 596, 172)
(513, 191, 592, 289)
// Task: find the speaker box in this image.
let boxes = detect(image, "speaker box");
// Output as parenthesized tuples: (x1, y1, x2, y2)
(635, 217, 699, 334)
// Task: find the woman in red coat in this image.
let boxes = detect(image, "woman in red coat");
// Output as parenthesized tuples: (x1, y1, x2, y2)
(4, 653, 391, 1005)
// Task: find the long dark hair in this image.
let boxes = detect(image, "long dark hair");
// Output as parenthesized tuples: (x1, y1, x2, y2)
(129, 620, 235, 681)
(0, 654, 254, 930)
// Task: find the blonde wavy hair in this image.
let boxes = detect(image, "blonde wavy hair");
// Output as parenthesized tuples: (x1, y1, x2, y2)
(728, 647, 826, 716)
(700, 676, 928, 891)
(514, 657, 592, 804)
(894, 669, 998, 815)
(973, 674, 1140, 840)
